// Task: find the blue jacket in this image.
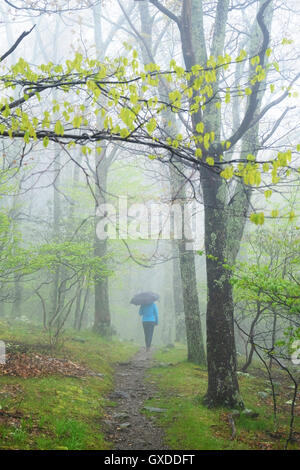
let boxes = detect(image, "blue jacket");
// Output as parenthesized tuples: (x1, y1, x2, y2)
(139, 302, 158, 324)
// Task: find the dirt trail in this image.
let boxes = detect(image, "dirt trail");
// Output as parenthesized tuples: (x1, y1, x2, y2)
(103, 348, 168, 450)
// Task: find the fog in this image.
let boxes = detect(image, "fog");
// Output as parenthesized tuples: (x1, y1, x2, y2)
(0, 0, 299, 451)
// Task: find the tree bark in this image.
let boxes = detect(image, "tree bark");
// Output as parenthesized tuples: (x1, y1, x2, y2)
(172, 240, 185, 343)
(178, 237, 206, 364)
(50, 147, 61, 327)
(242, 301, 263, 371)
(92, 2, 112, 335)
(93, 145, 111, 335)
(138, 3, 206, 363)
(200, 167, 242, 406)
(178, 0, 271, 407)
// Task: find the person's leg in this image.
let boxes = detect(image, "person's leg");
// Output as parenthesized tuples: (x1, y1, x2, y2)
(147, 322, 155, 349)
(143, 322, 155, 351)
(142, 322, 149, 349)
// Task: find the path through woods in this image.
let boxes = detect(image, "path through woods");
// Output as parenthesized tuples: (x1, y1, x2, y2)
(103, 349, 168, 450)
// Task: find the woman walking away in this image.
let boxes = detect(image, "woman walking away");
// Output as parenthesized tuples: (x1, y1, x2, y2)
(139, 302, 159, 352)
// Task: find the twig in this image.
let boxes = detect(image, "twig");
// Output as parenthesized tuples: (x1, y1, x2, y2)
(0, 25, 36, 62)
(227, 413, 237, 440)
(266, 353, 298, 450)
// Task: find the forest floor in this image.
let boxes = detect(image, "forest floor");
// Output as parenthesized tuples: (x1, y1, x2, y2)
(146, 345, 300, 450)
(0, 320, 299, 450)
(102, 348, 168, 450)
(0, 320, 138, 450)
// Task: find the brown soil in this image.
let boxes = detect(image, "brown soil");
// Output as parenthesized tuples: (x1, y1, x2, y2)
(102, 348, 168, 450)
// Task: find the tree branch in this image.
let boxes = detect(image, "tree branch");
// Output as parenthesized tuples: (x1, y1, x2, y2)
(253, 72, 300, 128)
(261, 106, 296, 146)
(118, 0, 155, 64)
(149, 0, 182, 30)
(220, 0, 272, 152)
(0, 24, 36, 62)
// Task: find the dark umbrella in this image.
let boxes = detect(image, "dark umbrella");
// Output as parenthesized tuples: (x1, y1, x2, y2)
(130, 291, 159, 306)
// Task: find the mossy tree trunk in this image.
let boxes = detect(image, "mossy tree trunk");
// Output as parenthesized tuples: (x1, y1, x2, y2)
(92, 2, 117, 336)
(169, 166, 206, 365)
(93, 144, 111, 335)
(150, 0, 273, 407)
(172, 240, 185, 343)
(138, 2, 206, 364)
(200, 168, 242, 406)
(178, 237, 206, 364)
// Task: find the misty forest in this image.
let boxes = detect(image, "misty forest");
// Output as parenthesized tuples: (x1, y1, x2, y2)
(0, 0, 299, 452)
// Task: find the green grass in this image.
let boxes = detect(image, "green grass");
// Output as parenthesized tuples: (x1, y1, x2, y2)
(0, 320, 138, 450)
(145, 344, 299, 450)
(1, 321, 298, 450)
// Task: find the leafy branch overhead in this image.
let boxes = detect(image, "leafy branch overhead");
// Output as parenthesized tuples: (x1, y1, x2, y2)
(0, 44, 298, 190)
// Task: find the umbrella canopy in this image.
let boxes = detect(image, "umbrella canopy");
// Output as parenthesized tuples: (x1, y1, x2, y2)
(130, 291, 159, 306)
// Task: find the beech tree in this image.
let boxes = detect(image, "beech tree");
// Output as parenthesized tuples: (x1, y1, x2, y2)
(146, 0, 299, 407)
(136, 0, 206, 364)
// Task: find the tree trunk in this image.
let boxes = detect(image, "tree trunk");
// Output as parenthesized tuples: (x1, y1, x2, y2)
(74, 286, 83, 330)
(205, 269, 242, 407)
(169, 165, 206, 364)
(78, 288, 90, 330)
(178, 237, 206, 364)
(242, 300, 263, 371)
(182, 0, 271, 407)
(172, 240, 185, 343)
(201, 169, 242, 407)
(92, 2, 112, 335)
(12, 275, 22, 319)
(93, 145, 111, 335)
(50, 147, 61, 327)
(269, 309, 277, 369)
(10, 189, 23, 319)
(138, 3, 206, 363)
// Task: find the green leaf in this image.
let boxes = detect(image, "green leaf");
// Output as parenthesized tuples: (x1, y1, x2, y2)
(264, 190, 272, 199)
(43, 136, 49, 148)
(54, 120, 64, 136)
(146, 118, 157, 135)
(206, 157, 214, 166)
(72, 115, 82, 128)
(250, 212, 265, 225)
(196, 122, 204, 134)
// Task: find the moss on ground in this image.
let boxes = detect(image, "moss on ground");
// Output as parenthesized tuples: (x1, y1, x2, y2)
(0, 322, 298, 451)
(144, 344, 299, 450)
(0, 320, 138, 450)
